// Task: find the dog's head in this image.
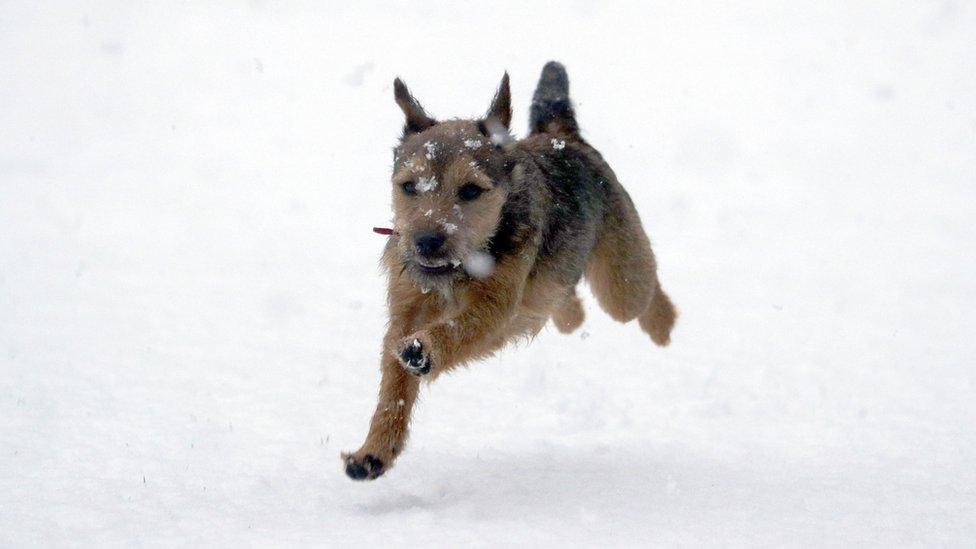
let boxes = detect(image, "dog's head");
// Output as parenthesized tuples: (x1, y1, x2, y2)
(388, 74, 516, 289)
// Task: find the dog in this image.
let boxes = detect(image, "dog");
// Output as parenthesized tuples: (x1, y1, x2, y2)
(343, 62, 677, 480)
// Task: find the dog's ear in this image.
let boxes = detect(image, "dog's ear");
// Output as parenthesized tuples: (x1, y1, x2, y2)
(394, 78, 436, 135)
(484, 72, 511, 129)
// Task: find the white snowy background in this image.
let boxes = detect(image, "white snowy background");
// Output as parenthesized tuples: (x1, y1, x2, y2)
(2, 2, 975, 546)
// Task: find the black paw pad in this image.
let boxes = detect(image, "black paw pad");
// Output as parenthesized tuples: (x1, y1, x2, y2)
(400, 338, 431, 375)
(345, 454, 385, 481)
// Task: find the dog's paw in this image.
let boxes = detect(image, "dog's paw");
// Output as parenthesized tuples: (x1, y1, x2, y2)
(396, 335, 432, 376)
(343, 453, 385, 481)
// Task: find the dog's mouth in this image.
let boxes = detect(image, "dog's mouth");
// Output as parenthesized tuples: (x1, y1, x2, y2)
(415, 258, 458, 276)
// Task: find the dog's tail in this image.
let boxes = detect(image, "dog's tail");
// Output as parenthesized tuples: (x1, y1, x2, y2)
(530, 61, 580, 139)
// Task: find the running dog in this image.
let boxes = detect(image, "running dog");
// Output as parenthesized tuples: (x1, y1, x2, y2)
(343, 62, 676, 480)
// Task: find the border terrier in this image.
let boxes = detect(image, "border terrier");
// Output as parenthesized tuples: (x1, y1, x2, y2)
(343, 62, 676, 480)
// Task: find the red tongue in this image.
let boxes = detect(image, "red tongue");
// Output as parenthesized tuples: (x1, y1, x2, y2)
(372, 227, 395, 236)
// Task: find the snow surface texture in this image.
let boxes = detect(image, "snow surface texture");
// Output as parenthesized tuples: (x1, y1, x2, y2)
(2, 2, 975, 547)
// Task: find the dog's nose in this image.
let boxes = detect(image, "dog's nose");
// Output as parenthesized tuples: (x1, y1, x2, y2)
(414, 232, 446, 256)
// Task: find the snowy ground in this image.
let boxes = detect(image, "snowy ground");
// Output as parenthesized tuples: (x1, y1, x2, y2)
(2, 2, 975, 547)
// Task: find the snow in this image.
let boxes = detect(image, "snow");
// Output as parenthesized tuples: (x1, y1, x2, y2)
(462, 251, 496, 279)
(2, 2, 975, 547)
(416, 176, 437, 193)
(484, 117, 515, 149)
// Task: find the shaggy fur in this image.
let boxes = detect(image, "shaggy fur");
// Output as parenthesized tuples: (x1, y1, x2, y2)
(343, 62, 676, 480)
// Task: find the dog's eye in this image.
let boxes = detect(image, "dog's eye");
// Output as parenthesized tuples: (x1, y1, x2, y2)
(401, 181, 417, 196)
(458, 183, 484, 202)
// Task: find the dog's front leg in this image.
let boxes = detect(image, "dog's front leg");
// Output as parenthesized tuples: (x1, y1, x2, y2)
(395, 257, 530, 376)
(343, 266, 427, 481)
(342, 343, 419, 481)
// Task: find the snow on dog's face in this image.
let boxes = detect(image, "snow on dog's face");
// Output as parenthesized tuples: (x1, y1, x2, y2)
(388, 75, 513, 290)
(390, 121, 508, 289)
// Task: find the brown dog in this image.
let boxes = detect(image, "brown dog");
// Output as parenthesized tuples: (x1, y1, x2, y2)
(343, 62, 676, 480)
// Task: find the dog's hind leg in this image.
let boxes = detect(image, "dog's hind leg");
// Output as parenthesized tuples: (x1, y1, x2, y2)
(638, 282, 676, 345)
(586, 186, 676, 346)
(551, 287, 585, 334)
